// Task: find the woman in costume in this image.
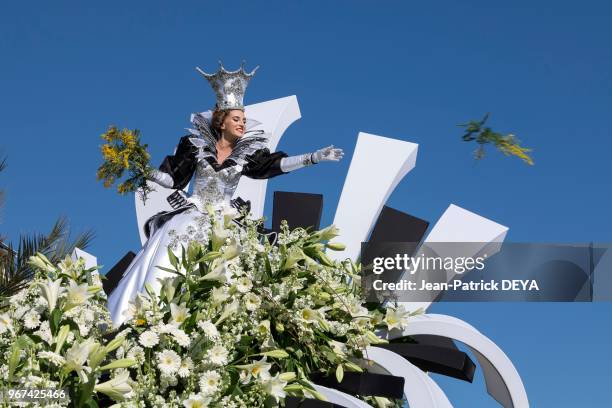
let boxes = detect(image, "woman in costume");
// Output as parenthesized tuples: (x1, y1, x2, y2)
(108, 63, 344, 326)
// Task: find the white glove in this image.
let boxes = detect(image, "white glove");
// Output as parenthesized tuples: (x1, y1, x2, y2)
(280, 145, 344, 173)
(147, 169, 174, 189)
(311, 145, 344, 163)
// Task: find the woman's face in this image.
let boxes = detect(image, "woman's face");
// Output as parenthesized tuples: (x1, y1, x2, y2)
(220, 109, 246, 139)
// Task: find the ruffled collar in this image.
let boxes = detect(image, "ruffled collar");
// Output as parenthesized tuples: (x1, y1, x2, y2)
(186, 111, 270, 167)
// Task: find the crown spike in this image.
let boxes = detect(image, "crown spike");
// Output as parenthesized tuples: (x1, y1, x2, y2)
(195, 66, 212, 78)
(196, 61, 259, 110)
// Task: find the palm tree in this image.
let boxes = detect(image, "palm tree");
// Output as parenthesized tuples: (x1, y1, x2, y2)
(0, 158, 95, 298)
(0, 156, 5, 215)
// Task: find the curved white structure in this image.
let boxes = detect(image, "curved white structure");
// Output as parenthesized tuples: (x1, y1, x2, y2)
(329, 133, 418, 262)
(377, 314, 529, 408)
(364, 346, 453, 408)
(312, 384, 374, 408)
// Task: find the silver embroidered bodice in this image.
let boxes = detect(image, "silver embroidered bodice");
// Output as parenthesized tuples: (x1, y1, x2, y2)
(191, 161, 243, 208)
(186, 111, 268, 210)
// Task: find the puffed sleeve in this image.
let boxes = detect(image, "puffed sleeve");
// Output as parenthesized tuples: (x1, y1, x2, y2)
(158, 135, 198, 190)
(241, 148, 289, 179)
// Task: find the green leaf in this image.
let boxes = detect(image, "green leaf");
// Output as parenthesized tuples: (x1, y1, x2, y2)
(155, 266, 185, 276)
(50, 308, 62, 336)
(167, 247, 179, 269)
(8, 340, 22, 381)
(78, 375, 97, 408)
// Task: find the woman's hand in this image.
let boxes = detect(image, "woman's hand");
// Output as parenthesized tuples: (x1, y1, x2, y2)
(312, 145, 344, 163)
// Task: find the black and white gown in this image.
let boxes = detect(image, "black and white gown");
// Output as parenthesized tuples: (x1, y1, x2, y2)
(107, 113, 288, 327)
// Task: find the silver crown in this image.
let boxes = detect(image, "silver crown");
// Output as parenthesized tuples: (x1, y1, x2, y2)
(196, 60, 259, 110)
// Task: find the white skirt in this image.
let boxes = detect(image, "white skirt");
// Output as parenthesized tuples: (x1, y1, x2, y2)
(107, 208, 211, 327)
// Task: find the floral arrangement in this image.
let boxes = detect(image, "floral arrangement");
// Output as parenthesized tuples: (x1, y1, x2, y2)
(0, 207, 417, 407)
(0, 254, 137, 407)
(113, 207, 412, 407)
(96, 126, 154, 202)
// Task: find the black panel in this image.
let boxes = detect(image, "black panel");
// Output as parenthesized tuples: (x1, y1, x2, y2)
(369, 206, 429, 245)
(376, 343, 476, 383)
(285, 397, 346, 408)
(272, 191, 323, 233)
(310, 372, 404, 399)
(103, 251, 136, 295)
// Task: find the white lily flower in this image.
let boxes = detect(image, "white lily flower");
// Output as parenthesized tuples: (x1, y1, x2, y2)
(236, 356, 272, 381)
(222, 206, 239, 228)
(211, 224, 230, 251)
(0, 313, 13, 335)
(37, 278, 64, 312)
(58, 256, 84, 280)
(222, 239, 241, 260)
(262, 373, 287, 402)
(64, 339, 96, 383)
(65, 281, 93, 309)
(210, 287, 229, 305)
(29, 253, 56, 274)
(299, 308, 320, 323)
(256, 320, 271, 337)
(329, 340, 348, 358)
(347, 299, 368, 317)
(214, 300, 239, 326)
(315, 224, 340, 241)
(170, 303, 190, 326)
(200, 259, 228, 282)
(383, 305, 410, 331)
(283, 247, 305, 270)
(94, 370, 133, 401)
(123, 293, 151, 322)
(159, 276, 179, 302)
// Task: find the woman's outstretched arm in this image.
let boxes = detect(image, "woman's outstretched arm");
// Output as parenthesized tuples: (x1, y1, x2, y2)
(279, 145, 344, 172)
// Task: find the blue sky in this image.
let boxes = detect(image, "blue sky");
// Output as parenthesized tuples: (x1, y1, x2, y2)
(1, 1, 611, 406)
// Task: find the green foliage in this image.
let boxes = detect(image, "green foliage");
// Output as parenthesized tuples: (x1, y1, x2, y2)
(0, 156, 5, 213)
(459, 113, 534, 165)
(0, 217, 95, 299)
